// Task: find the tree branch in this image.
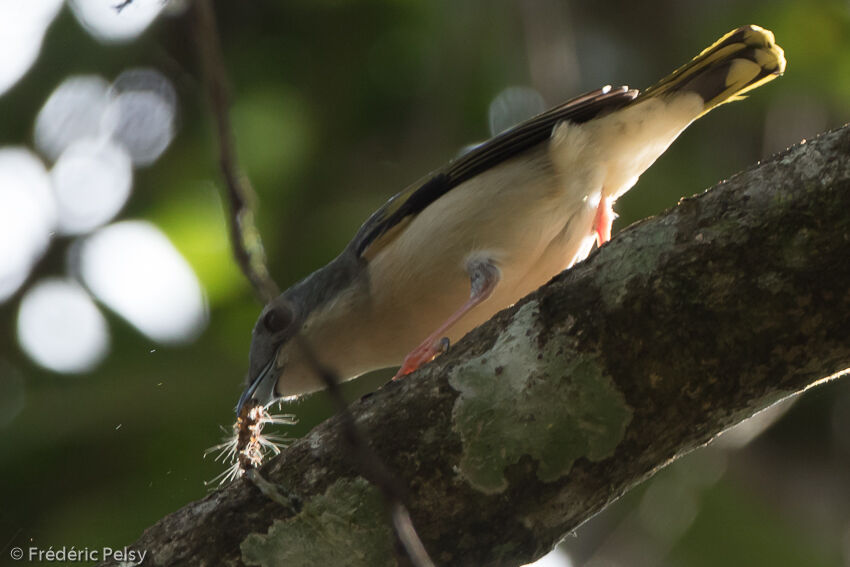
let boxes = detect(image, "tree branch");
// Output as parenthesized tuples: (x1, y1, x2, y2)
(103, 124, 850, 566)
(189, 4, 434, 563)
(192, 0, 279, 303)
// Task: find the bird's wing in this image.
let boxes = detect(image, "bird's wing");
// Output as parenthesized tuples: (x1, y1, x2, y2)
(352, 85, 639, 259)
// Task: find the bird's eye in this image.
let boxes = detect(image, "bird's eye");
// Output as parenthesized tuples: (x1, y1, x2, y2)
(263, 306, 292, 333)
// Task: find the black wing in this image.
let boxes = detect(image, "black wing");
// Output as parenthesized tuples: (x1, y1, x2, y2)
(353, 85, 639, 258)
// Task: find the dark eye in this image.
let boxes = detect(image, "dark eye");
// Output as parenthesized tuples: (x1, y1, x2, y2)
(263, 306, 292, 333)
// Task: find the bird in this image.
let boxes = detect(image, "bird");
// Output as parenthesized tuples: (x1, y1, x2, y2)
(237, 25, 786, 413)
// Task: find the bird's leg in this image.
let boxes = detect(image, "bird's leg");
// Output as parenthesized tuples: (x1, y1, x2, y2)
(394, 259, 500, 379)
(593, 195, 615, 246)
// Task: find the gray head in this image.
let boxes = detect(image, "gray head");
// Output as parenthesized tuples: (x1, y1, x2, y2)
(236, 252, 366, 414)
(237, 295, 302, 414)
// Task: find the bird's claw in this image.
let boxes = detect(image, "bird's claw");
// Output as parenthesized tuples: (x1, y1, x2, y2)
(394, 336, 449, 380)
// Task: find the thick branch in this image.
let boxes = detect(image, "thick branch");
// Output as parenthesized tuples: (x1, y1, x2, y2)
(106, 125, 850, 566)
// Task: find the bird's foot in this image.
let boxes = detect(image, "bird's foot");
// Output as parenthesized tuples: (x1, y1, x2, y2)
(394, 336, 450, 379)
(393, 259, 498, 380)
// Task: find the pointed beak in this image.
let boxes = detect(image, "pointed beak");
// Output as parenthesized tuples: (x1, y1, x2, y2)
(236, 359, 279, 415)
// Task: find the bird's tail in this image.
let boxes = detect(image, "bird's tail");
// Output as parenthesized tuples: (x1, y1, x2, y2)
(638, 25, 786, 118)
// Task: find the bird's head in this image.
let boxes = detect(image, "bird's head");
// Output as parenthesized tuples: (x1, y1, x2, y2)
(237, 296, 306, 414)
(236, 254, 368, 414)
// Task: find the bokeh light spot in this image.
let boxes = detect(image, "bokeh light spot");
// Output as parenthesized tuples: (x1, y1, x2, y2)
(111, 67, 177, 110)
(17, 278, 109, 374)
(34, 75, 112, 162)
(0, 148, 56, 302)
(104, 68, 177, 166)
(638, 476, 699, 543)
(76, 221, 208, 344)
(68, 0, 164, 43)
(51, 137, 133, 235)
(489, 86, 545, 136)
(521, 547, 573, 567)
(0, 0, 63, 96)
(151, 184, 244, 304)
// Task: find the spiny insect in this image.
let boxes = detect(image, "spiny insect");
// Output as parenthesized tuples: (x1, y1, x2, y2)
(205, 400, 296, 486)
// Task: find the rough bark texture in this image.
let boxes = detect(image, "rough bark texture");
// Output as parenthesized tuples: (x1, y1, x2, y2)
(104, 125, 850, 567)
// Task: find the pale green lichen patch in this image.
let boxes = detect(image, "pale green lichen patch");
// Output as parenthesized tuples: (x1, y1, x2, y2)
(449, 302, 633, 493)
(241, 477, 395, 567)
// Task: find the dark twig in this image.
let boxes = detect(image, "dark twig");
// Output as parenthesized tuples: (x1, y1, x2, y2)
(296, 337, 436, 567)
(189, 2, 431, 563)
(191, 0, 279, 304)
(114, 0, 134, 13)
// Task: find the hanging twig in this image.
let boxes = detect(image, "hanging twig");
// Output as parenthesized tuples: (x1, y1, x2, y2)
(191, 0, 279, 304)
(189, 3, 433, 564)
(296, 337, 436, 567)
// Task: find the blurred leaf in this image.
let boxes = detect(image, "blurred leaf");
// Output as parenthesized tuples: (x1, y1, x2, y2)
(671, 479, 842, 567)
(150, 182, 244, 305)
(231, 86, 313, 194)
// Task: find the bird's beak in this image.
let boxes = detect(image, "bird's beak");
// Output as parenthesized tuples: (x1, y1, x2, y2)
(236, 359, 279, 415)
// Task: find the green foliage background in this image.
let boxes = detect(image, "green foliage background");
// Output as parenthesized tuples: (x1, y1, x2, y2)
(1, 1, 850, 565)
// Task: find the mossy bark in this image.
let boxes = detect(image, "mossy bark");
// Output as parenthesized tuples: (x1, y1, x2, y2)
(101, 125, 850, 567)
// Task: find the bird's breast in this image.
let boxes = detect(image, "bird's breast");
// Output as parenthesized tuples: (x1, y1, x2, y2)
(364, 147, 599, 361)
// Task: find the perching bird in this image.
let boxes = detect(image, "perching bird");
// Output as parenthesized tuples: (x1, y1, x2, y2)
(237, 25, 785, 412)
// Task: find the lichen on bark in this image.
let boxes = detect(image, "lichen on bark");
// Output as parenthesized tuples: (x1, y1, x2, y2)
(450, 301, 633, 493)
(241, 477, 394, 567)
(97, 125, 850, 567)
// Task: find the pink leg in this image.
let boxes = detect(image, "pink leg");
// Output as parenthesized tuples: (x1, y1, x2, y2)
(394, 261, 500, 379)
(593, 196, 615, 246)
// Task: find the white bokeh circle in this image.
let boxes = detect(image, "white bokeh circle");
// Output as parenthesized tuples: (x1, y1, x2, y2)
(17, 278, 110, 374)
(76, 220, 208, 344)
(34, 75, 112, 162)
(0, 148, 56, 302)
(68, 0, 165, 43)
(51, 137, 133, 235)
